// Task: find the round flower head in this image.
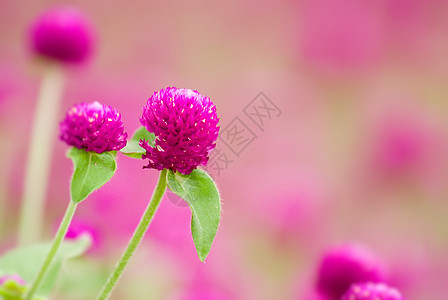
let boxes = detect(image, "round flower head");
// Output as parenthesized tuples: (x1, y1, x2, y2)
(315, 244, 387, 300)
(140, 87, 219, 175)
(341, 282, 404, 300)
(29, 6, 94, 64)
(60, 102, 127, 153)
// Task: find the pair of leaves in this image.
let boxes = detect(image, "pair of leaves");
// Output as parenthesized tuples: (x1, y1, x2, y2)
(0, 235, 91, 297)
(67, 148, 117, 203)
(122, 127, 222, 262)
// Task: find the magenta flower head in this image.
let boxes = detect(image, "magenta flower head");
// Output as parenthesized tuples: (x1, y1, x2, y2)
(60, 101, 127, 153)
(315, 244, 387, 300)
(341, 282, 404, 300)
(139, 87, 219, 175)
(29, 6, 94, 64)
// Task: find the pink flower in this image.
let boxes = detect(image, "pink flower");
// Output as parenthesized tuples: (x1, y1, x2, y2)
(140, 87, 219, 175)
(341, 282, 404, 300)
(60, 101, 127, 153)
(373, 118, 428, 176)
(29, 6, 95, 64)
(63, 220, 101, 254)
(315, 244, 387, 300)
(361, 102, 448, 192)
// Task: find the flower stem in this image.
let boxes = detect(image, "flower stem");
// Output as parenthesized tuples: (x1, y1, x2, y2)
(24, 200, 77, 300)
(96, 169, 167, 300)
(18, 62, 65, 246)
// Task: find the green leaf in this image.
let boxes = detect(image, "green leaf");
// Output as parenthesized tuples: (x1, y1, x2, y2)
(67, 148, 117, 203)
(0, 235, 91, 297)
(120, 126, 155, 158)
(166, 169, 221, 262)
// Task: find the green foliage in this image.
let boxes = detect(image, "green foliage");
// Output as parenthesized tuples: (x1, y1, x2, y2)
(166, 169, 221, 262)
(120, 126, 155, 158)
(67, 148, 117, 203)
(0, 235, 91, 297)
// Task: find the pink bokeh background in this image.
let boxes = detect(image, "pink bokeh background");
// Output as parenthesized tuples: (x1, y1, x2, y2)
(2, 0, 448, 299)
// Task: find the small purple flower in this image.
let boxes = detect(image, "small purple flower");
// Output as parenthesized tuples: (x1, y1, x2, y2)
(315, 244, 387, 300)
(0, 274, 26, 286)
(60, 102, 127, 153)
(140, 87, 219, 175)
(341, 282, 404, 300)
(29, 6, 94, 64)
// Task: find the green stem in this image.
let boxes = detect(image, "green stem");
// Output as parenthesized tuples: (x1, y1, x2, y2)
(18, 63, 65, 246)
(24, 200, 78, 300)
(96, 169, 167, 300)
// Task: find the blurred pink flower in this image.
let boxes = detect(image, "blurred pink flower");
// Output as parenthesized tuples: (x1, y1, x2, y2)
(29, 6, 95, 64)
(373, 117, 429, 176)
(364, 105, 448, 191)
(63, 219, 101, 254)
(315, 244, 388, 300)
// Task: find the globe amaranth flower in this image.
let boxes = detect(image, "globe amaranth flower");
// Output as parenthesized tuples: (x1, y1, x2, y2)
(341, 282, 404, 300)
(315, 244, 387, 300)
(139, 87, 219, 175)
(60, 101, 127, 153)
(29, 6, 94, 64)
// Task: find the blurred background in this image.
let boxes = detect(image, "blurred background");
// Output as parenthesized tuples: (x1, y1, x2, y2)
(1, 0, 448, 299)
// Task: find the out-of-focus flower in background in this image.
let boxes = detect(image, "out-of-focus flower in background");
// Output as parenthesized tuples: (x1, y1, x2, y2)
(315, 244, 387, 300)
(63, 220, 101, 254)
(356, 96, 448, 198)
(29, 6, 94, 64)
